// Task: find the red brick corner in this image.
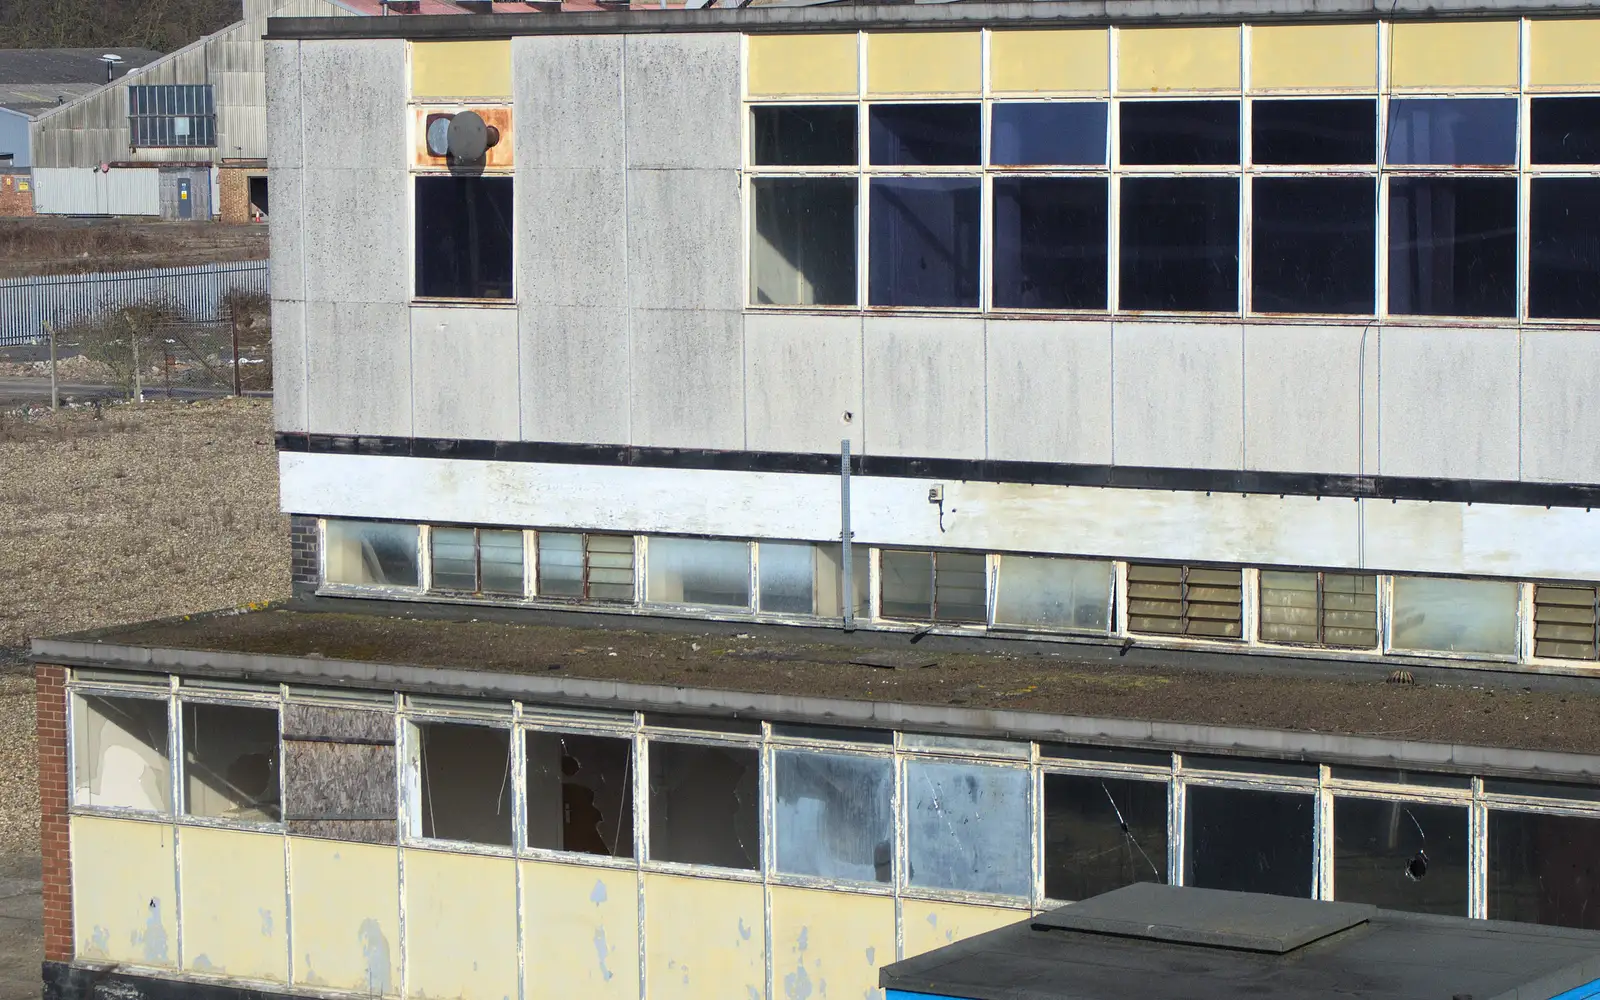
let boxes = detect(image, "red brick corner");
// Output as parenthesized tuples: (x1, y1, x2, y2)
(36, 665, 71, 962)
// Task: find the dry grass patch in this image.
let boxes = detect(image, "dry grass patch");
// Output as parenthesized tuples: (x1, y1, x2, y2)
(0, 218, 268, 279)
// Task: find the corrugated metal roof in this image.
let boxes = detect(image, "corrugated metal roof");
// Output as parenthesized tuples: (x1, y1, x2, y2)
(0, 48, 163, 86)
(0, 83, 101, 117)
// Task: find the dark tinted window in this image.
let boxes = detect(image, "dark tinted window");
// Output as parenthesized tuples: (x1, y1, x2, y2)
(750, 178, 857, 306)
(992, 177, 1108, 310)
(1119, 177, 1239, 312)
(1387, 98, 1518, 165)
(1121, 100, 1240, 165)
(1251, 177, 1376, 314)
(415, 176, 514, 299)
(1185, 785, 1313, 898)
(1488, 810, 1600, 930)
(1530, 178, 1600, 320)
(753, 105, 858, 166)
(1532, 97, 1600, 164)
(1333, 798, 1469, 916)
(991, 102, 1108, 165)
(869, 104, 981, 166)
(1388, 177, 1517, 317)
(1253, 98, 1376, 165)
(868, 178, 981, 307)
(1044, 774, 1167, 901)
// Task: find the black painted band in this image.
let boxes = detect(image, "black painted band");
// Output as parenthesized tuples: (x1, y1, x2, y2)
(44, 963, 294, 1000)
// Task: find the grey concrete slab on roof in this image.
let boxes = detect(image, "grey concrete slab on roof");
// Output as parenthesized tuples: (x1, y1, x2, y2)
(300, 168, 409, 305)
(743, 312, 864, 455)
(264, 41, 302, 171)
(1378, 325, 1519, 482)
(622, 33, 741, 171)
(863, 315, 986, 460)
(629, 308, 745, 450)
(271, 299, 309, 433)
(410, 305, 521, 441)
(512, 35, 624, 171)
(1243, 324, 1365, 476)
(626, 167, 742, 312)
(518, 303, 631, 445)
(305, 301, 413, 437)
(1113, 321, 1244, 470)
(297, 38, 406, 171)
(518, 167, 627, 307)
(0, 49, 162, 86)
(1520, 330, 1600, 485)
(986, 318, 1112, 465)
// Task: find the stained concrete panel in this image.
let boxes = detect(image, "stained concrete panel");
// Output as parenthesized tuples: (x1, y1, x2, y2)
(1112, 321, 1244, 470)
(71, 816, 177, 968)
(986, 319, 1112, 465)
(301, 168, 409, 305)
(1243, 324, 1365, 475)
(627, 168, 742, 312)
(272, 298, 308, 433)
(403, 849, 517, 1000)
(411, 306, 520, 441)
(519, 304, 630, 445)
(264, 41, 301, 170)
(623, 33, 741, 170)
(289, 837, 400, 996)
(305, 301, 412, 437)
(863, 316, 987, 460)
(268, 167, 304, 303)
(512, 35, 624, 170)
(298, 39, 406, 170)
(744, 312, 862, 455)
(520, 167, 627, 308)
(179, 826, 287, 982)
(522, 861, 639, 1000)
(630, 308, 744, 450)
(1521, 331, 1600, 484)
(1378, 326, 1520, 481)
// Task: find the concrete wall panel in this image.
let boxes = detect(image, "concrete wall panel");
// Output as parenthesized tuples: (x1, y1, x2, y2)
(630, 309, 744, 450)
(265, 41, 301, 170)
(520, 167, 627, 308)
(521, 861, 639, 1000)
(744, 312, 862, 455)
(642, 873, 764, 1000)
(403, 849, 518, 1000)
(626, 168, 741, 312)
(305, 301, 412, 438)
(513, 35, 624, 170)
(1112, 322, 1244, 470)
(1243, 325, 1364, 475)
(179, 826, 287, 982)
(1521, 331, 1600, 484)
(900, 900, 1024, 960)
(862, 316, 986, 460)
(410, 306, 521, 441)
(1378, 326, 1519, 481)
(623, 34, 741, 170)
(771, 886, 895, 1000)
(300, 168, 408, 306)
(986, 319, 1112, 465)
(519, 304, 631, 445)
(299, 39, 406, 170)
(71, 816, 176, 968)
(271, 298, 307, 433)
(268, 168, 304, 302)
(288, 837, 400, 996)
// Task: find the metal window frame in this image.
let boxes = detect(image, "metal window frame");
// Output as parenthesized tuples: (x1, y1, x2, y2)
(127, 84, 216, 149)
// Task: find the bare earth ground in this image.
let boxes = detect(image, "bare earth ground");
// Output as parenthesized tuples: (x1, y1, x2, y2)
(0, 218, 268, 279)
(0, 397, 286, 997)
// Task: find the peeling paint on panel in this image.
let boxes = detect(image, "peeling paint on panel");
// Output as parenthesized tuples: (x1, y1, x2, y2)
(259, 908, 274, 937)
(643, 874, 763, 1000)
(901, 900, 1023, 961)
(593, 927, 614, 982)
(360, 919, 393, 995)
(141, 900, 169, 965)
(192, 954, 215, 971)
(773, 886, 894, 1000)
(179, 826, 288, 982)
(289, 837, 400, 995)
(590, 880, 608, 906)
(87, 926, 109, 960)
(71, 817, 176, 969)
(405, 849, 517, 1000)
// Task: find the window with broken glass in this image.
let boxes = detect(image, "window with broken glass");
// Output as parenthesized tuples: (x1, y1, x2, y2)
(182, 701, 281, 823)
(879, 549, 988, 624)
(73, 692, 172, 813)
(905, 758, 1031, 897)
(647, 738, 761, 870)
(1043, 772, 1168, 901)
(1332, 796, 1469, 916)
(525, 729, 634, 858)
(410, 720, 514, 847)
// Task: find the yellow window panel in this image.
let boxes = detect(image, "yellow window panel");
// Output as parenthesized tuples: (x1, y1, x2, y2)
(747, 34, 858, 96)
(1529, 19, 1600, 89)
(1118, 26, 1241, 93)
(411, 40, 512, 99)
(770, 886, 895, 1000)
(1251, 24, 1378, 91)
(643, 873, 765, 1000)
(180, 827, 288, 982)
(990, 29, 1110, 94)
(1389, 21, 1519, 90)
(867, 32, 982, 95)
(901, 899, 1027, 959)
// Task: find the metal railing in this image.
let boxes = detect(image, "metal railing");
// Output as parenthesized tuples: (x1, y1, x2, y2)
(0, 260, 268, 346)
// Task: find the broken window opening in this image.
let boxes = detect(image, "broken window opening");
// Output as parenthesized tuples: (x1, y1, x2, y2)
(183, 702, 281, 822)
(645, 537, 751, 609)
(868, 103, 982, 166)
(751, 177, 858, 306)
(525, 731, 633, 858)
(1529, 178, 1600, 321)
(774, 750, 893, 882)
(1333, 798, 1469, 916)
(1044, 774, 1168, 901)
(1386, 98, 1518, 166)
(430, 526, 525, 596)
(1250, 177, 1376, 315)
(992, 554, 1113, 632)
(752, 105, 858, 166)
(1184, 785, 1314, 898)
(1387, 176, 1517, 318)
(906, 759, 1031, 897)
(1126, 563, 1243, 639)
(324, 520, 420, 589)
(414, 175, 514, 300)
(868, 177, 982, 308)
(536, 532, 635, 602)
(415, 721, 513, 846)
(1390, 575, 1518, 656)
(1258, 570, 1379, 648)
(1252, 98, 1376, 166)
(1487, 810, 1600, 931)
(647, 740, 760, 870)
(1120, 100, 1240, 166)
(879, 549, 987, 624)
(757, 541, 869, 618)
(1118, 177, 1240, 313)
(991, 177, 1109, 310)
(73, 694, 171, 812)
(990, 102, 1108, 166)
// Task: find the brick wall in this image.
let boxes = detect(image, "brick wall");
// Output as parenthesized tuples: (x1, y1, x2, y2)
(290, 514, 319, 596)
(0, 173, 34, 217)
(36, 665, 71, 962)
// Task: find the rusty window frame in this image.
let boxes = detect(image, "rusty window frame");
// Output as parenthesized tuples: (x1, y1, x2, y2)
(1125, 563, 1244, 640)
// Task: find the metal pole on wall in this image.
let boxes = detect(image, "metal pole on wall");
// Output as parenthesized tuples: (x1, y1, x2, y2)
(841, 438, 855, 632)
(47, 322, 58, 413)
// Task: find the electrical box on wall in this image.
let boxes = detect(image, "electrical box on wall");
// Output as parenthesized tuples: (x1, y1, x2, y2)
(412, 106, 513, 170)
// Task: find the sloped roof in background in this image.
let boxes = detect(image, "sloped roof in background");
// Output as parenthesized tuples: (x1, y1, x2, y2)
(0, 83, 102, 117)
(0, 48, 163, 86)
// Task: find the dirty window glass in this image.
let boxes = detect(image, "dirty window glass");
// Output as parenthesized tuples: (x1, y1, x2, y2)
(646, 537, 751, 609)
(774, 751, 893, 882)
(1386, 98, 1517, 166)
(1259, 570, 1379, 648)
(1251, 178, 1375, 315)
(992, 177, 1109, 310)
(415, 722, 512, 846)
(414, 175, 514, 299)
(478, 530, 525, 595)
(430, 527, 477, 592)
(1185, 785, 1313, 898)
(1044, 773, 1167, 901)
(526, 731, 633, 858)
(880, 550, 934, 620)
(324, 520, 419, 588)
(993, 555, 1112, 631)
(906, 760, 1031, 896)
(751, 178, 857, 306)
(183, 703, 280, 822)
(753, 105, 857, 166)
(869, 103, 981, 166)
(759, 541, 818, 615)
(1530, 178, 1600, 320)
(991, 102, 1108, 165)
(1488, 810, 1600, 930)
(648, 741, 760, 869)
(1531, 97, 1600, 164)
(73, 694, 171, 812)
(1120, 100, 1239, 165)
(1388, 177, 1517, 318)
(1333, 798, 1468, 916)
(881, 550, 986, 623)
(1252, 98, 1376, 165)
(1390, 576, 1518, 656)
(1119, 177, 1239, 313)
(538, 532, 635, 602)
(430, 527, 525, 595)
(868, 178, 982, 308)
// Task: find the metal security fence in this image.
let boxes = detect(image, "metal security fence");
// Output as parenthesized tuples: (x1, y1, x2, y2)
(0, 260, 268, 346)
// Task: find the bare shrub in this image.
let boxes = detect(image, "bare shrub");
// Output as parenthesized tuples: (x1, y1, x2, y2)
(64, 302, 189, 396)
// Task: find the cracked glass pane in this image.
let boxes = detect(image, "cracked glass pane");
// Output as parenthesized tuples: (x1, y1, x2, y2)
(1333, 798, 1468, 916)
(417, 722, 512, 846)
(1044, 774, 1168, 901)
(1185, 785, 1313, 898)
(774, 751, 893, 882)
(324, 520, 419, 588)
(1488, 810, 1600, 930)
(184, 703, 281, 822)
(526, 731, 633, 858)
(906, 760, 1031, 896)
(73, 694, 171, 812)
(648, 741, 760, 870)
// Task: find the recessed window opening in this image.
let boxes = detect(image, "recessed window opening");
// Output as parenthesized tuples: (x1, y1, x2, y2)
(773, 750, 893, 882)
(1533, 583, 1600, 660)
(751, 177, 857, 306)
(537, 532, 635, 602)
(183, 702, 280, 822)
(414, 175, 514, 299)
(415, 721, 513, 846)
(880, 549, 987, 624)
(73, 694, 171, 812)
(1126, 564, 1242, 639)
(648, 740, 760, 870)
(1119, 177, 1240, 312)
(1390, 576, 1518, 656)
(646, 537, 751, 609)
(430, 526, 525, 596)
(753, 105, 858, 166)
(1259, 570, 1378, 648)
(1185, 785, 1313, 898)
(324, 520, 420, 588)
(525, 730, 633, 858)
(992, 555, 1113, 632)
(869, 103, 982, 166)
(1333, 798, 1469, 916)
(906, 759, 1030, 896)
(1044, 773, 1167, 901)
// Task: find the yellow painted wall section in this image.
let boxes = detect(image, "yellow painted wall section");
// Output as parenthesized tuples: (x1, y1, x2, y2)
(411, 40, 513, 99)
(989, 30, 1109, 93)
(404, 849, 518, 1000)
(901, 900, 1027, 959)
(771, 886, 895, 1000)
(747, 34, 858, 96)
(1529, 19, 1600, 88)
(71, 817, 177, 968)
(522, 861, 639, 1000)
(1117, 27, 1241, 93)
(1389, 21, 1520, 89)
(866, 32, 982, 95)
(289, 838, 400, 996)
(1250, 24, 1378, 90)
(644, 874, 764, 1000)
(179, 827, 287, 981)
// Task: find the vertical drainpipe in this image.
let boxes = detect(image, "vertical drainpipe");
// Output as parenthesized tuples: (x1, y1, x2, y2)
(841, 438, 855, 631)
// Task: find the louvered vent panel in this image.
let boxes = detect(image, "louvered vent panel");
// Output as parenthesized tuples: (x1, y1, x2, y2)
(1260, 571, 1377, 648)
(1127, 564, 1242, 638)
(1534, 584, 1599, 660)
(586, 534, 636, 601)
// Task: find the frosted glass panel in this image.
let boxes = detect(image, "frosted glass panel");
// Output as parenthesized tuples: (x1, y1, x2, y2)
(774, 751, 893, 882)
(647, 537, 751, 609)
(1391, 576, 1518, 655)
(994, 555, 1112, 630)
(759, 542, 815, 615)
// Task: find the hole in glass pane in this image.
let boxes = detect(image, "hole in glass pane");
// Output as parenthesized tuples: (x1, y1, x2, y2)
(992, 177, 1109, 310)
(1531, 97, 1600, 165)
(1250, 177, 1375, 315)
(525, 731, 633, 858)
(774, 750, 893, 882)
(648, 741, 760, 869)
(991, 102, 1108, 166)
(1390, 576, 1518, 655)
(1488, 810, 1600, 930)
(1185, 785, 1313, 897)
(1530, 177, 1600, 320)
(414, 176, 514, 299)
(751, 178, 857, 307)
(868, 177, 981, 308)
(753, 105, 858, 166)
(1386, 98, 1518, 166)
(184, 703, 281, 822)
(993, 555, 1112, 631)
(934, 552, 987, 623)
(417, 722, 512, 846)
(906, 759, 1030, 895)
(1252, 98, 1376, 165)
(1387, 177, 1516, 318)
(1119, 177, 1239, 312)
(814, 543, 870, 619)
(645, 537, 751, 609)
(73, 694, 171, 811)
(1120, 100, 1239, 166)
(868, 103, 981, 166)
(1333, 798, 1468, 915)
(1044, 773, 1167, 900)
(325, 520, 419, 588)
